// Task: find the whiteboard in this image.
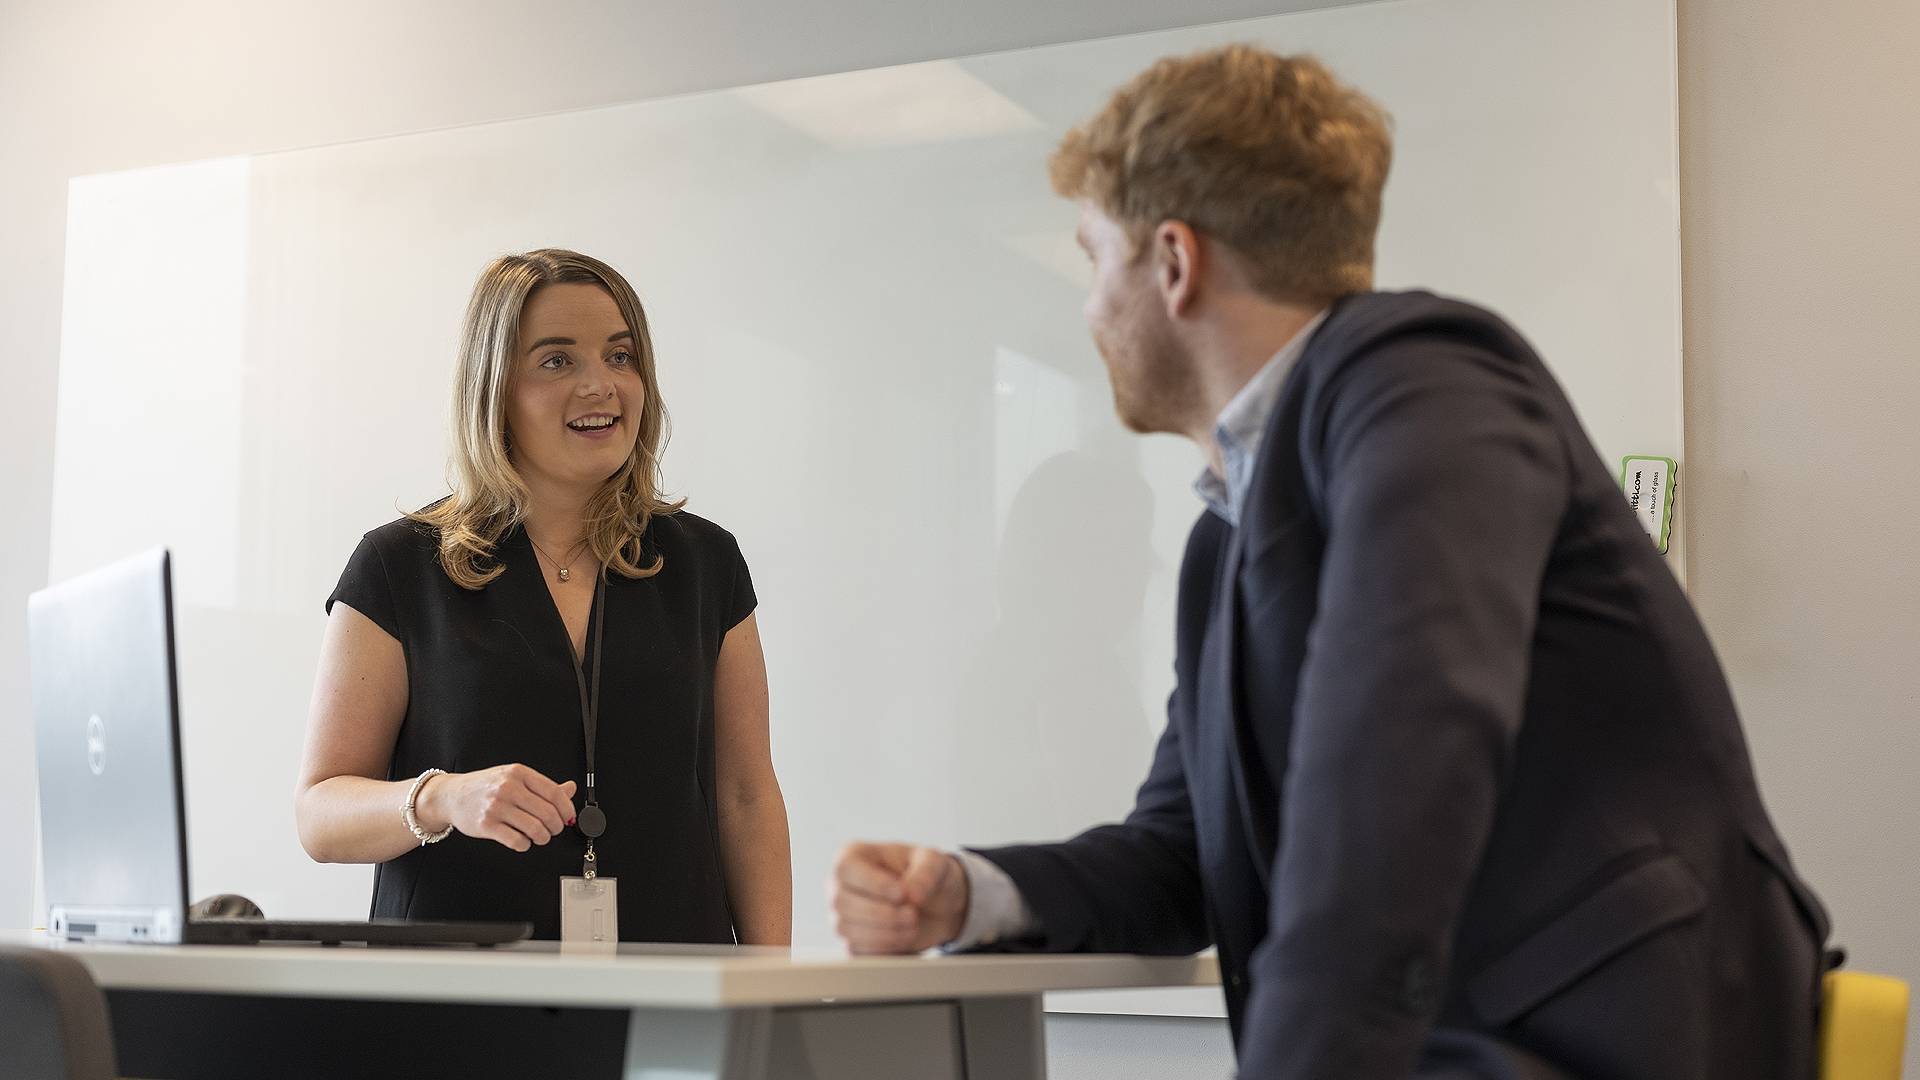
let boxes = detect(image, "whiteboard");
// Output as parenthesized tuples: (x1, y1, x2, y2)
(50, 0, 1678, 1016)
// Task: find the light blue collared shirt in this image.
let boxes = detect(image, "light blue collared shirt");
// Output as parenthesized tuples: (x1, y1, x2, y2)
(1192, 309, 1329, 527)
(942, 309, 1330, 952)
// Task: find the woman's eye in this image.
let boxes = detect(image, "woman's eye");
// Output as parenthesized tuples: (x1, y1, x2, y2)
(610, 350, 634, 367)
(540, 353, 569, 370)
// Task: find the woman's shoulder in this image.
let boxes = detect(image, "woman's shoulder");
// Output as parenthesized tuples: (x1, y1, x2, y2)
(649, 509, 743, 560)
(644, 509, 754, 620)
(354, 509, 446, 568)
(329, 510, 448, 631)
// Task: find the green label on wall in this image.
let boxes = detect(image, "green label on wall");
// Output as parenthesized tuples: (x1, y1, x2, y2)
(1620, 455, 1678, 554)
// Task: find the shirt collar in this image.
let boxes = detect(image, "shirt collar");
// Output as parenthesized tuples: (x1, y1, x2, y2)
(1193, 309, 1330, 527)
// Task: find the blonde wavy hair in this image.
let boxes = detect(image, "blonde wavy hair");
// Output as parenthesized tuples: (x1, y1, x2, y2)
(410, 249, 682, 589)
(1050, 45, 1392, 304)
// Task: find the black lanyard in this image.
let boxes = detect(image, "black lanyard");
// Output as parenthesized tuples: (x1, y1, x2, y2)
(571, 568, 609, 874)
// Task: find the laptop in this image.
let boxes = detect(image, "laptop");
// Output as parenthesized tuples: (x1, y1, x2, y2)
(28, 548, 530, 947)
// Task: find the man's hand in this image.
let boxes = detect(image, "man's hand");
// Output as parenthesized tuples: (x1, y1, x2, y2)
(829, 842, 970, 953)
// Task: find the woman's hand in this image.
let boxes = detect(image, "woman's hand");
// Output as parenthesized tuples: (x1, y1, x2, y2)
(417, 764, 578, 852)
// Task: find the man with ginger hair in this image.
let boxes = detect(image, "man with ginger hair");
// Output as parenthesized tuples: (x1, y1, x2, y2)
(832, 45, 1828, 1079)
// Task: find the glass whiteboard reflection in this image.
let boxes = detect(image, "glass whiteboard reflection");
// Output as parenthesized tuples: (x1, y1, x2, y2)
(52, 0, 1679, 1016)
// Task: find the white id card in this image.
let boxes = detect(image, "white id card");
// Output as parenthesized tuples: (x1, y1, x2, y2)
(560, 876, 618, 951)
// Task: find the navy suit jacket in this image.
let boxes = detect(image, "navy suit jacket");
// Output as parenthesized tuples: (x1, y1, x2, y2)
(973, 292, 1830, 1079)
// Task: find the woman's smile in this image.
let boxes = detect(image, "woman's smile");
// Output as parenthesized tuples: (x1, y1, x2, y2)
(565, 411, 621, 441)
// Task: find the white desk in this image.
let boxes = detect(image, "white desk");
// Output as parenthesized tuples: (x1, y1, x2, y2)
(3, 931, 1218, 1079)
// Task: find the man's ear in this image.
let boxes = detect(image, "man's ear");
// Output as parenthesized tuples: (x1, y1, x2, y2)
(1153, 220, 1203, 319)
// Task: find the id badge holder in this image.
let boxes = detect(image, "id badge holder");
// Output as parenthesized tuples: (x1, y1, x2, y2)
(561, 847, 617, 952)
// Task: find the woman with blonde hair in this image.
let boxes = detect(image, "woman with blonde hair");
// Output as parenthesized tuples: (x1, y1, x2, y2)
(295, 249, 790, 944)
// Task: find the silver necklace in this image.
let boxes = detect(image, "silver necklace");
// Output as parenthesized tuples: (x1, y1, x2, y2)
(527, 533, 589, 582)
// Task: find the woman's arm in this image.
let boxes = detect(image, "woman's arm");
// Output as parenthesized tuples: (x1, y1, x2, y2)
(714, 613, 793, 945)
(295, 601, 427, 863)
(296, 602, 576, 862)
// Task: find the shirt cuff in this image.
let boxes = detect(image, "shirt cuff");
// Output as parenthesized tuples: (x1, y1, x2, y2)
(942, 849, 1040, 951)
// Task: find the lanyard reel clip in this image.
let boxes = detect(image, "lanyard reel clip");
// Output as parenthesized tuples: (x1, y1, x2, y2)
(578, 797, 607, 880)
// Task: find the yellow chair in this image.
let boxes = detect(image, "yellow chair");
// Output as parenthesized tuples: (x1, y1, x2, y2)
(1821, 971, 1911, 1080)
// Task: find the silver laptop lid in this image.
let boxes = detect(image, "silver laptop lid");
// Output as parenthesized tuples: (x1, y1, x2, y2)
(28, 548, 190, 943)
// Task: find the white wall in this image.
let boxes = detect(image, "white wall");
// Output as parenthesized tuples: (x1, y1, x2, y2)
(1678, 1, 1920, 1074)
(1047, 1015, 1236, 1079)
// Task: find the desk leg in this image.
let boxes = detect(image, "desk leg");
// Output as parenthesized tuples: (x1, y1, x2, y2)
(958, 995, 1046, 1080)
(623, 1006, 772, 1079)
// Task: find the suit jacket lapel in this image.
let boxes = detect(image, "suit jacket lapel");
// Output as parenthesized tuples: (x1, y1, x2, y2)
(1203, 515, 1280, 884)
(1208, 313, 1339, 886)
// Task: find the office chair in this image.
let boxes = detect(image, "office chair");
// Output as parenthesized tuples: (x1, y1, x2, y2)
(1822, 970, 1911, 1080)
(0, 946, 118, 1080)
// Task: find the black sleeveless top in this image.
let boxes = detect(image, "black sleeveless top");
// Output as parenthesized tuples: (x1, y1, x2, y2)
(325, 510, 756, 942)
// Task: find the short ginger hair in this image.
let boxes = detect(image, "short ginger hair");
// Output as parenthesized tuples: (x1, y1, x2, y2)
(1050, 45, 1392, 303)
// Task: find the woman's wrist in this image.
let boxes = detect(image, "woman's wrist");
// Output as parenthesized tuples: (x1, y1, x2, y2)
(410, 770, 456, 834)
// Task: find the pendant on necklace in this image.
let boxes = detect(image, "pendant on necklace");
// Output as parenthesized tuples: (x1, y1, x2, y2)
(558, 568, 571, 582)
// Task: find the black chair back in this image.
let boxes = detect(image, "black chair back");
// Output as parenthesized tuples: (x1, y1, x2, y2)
(0, 946, 118, 1080)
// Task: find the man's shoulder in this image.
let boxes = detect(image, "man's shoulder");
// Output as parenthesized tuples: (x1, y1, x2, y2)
(1288, 290, 1552, 422)
(1301, 290, 1530, 374)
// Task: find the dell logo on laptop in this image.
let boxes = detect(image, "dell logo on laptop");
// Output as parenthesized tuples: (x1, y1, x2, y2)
(85, 714, 106, 776)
